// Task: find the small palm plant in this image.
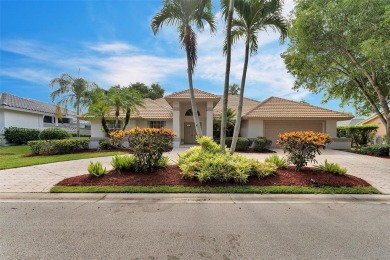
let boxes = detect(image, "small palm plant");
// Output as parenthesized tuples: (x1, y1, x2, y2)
(315, 160, 347, 176)
(88, 161, 107, 177)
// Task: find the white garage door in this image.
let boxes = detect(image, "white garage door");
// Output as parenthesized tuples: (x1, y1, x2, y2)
(264, 120, 324, 147)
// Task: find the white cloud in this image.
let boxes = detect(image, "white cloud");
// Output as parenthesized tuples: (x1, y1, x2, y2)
(0, 68, 52, 84)
(88, 42, 138, 53)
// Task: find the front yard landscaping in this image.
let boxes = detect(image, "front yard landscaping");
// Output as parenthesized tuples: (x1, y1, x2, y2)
(0, 145, 121, 170)
(51, 131, 379, 194)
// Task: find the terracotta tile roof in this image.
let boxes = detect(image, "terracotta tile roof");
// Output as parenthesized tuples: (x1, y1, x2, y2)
(0, 92, 75, 115)
(214, 95, 261, 117)
(165, 88, 221, 100)
(132, 98, 172, 119)
(243, 97, 353, 120)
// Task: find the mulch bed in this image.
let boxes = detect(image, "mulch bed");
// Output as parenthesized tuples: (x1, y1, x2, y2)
(57, 165, 370, 188)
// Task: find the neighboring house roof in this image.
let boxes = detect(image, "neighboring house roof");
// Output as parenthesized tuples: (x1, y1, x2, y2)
(165, 88, 221, 101)
(243, 96, 353, 120)
(337, 118, 364, 126)
(358, 114, 382, 125)
(214, 95, 261, 117)
(0, 92, 76, 116)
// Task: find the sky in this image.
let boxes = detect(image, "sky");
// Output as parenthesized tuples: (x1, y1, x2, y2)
(0, 0, 355, 114)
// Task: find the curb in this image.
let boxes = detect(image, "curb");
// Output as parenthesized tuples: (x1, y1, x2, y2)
(0, 193, 389, 204)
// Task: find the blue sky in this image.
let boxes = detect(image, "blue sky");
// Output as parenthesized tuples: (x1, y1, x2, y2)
(0, 0, 355, 114)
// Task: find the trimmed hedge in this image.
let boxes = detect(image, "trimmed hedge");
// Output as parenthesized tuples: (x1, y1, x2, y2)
(236, 137, 251, 151)
(254, 137, 272, 152)
(39, 127, 71, 140)
(28, 138, 90, 155)
(337, 125, 378, 146)
(4, 127, 40, 145)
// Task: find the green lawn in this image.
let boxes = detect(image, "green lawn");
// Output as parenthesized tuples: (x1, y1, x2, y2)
(51, 185, 380, 194)
(0, 145, 120, 170)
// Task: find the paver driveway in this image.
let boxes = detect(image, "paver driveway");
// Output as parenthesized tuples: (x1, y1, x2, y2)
(0, 148, 389, 193)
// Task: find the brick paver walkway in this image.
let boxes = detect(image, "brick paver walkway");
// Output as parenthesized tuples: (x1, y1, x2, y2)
(0, 149, 389, 194)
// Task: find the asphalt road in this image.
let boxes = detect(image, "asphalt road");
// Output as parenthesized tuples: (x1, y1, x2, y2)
(1, 197, 389, 260)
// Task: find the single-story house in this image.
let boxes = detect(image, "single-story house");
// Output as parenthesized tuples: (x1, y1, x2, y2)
(358, 114, 386, 137)
(90, 88, 353, 149)
(0, 92, 91, 144)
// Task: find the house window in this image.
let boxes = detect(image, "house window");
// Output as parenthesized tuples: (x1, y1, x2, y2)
(149, 121, 166, 128)
(43, 116, 53, 123)
(58, 118, 70, 124)
(107, 120, 122, 130)
(185, 109, 200, 116)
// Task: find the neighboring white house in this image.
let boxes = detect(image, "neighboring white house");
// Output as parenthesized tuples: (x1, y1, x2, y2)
(0, 92, 91, 144)
(89, 88, 353, 149)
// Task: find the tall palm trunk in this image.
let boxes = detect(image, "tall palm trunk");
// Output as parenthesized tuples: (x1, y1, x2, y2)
(76, 103, 80, 137)
(185, 25, 202, 137)
(115, 109, 120, 130)
(123, 109, 131, 131)
(101, 116, 109, 135)
(220, 0, 235, 153)
(230, 39, 250, 154)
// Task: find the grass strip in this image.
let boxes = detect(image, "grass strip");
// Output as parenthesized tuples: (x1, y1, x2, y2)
(0, 145, 122, 170)
(51, 185, 380, 194)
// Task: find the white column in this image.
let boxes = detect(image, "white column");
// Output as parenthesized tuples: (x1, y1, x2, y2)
(206, 101, 213, 138)
(172, 101, 181, 147)
(55, 116, 59, 127)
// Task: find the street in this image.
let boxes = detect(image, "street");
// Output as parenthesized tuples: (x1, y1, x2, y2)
(1, 195, 389, 259)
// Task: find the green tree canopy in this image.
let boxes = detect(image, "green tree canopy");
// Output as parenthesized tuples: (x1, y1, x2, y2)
(282, 0, 390, 143)
(128, 82, 165, 100)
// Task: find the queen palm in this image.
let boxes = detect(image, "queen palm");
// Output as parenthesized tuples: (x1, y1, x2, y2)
(121, 88, 144, 130)
(151, 0, 216, 136)
(50, 73, 97, 137)
(225, 0, 288, 154)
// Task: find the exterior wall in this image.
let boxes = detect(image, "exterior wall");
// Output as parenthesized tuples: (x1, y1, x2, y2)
(325, 120, 337, 137)
(91, 121, 106, 138)
(179, 101, 207, 143)
(240, 120, 249, 137)
(3, 109, 43, 130)
(364, 117, 386, 136)
(246, 119, 264, 138)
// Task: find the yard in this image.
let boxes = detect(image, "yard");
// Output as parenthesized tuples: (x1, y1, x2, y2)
(0, 145, 120, 170)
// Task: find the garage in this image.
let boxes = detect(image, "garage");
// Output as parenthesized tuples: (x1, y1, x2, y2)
(264, 120, 324, 147)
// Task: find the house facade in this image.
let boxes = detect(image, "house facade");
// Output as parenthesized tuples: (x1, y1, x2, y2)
(0, 92, 90, 144)
(90, 89, 353, 149)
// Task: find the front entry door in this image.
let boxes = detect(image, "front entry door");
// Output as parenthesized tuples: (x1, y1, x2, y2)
(184, 122, 197, 144)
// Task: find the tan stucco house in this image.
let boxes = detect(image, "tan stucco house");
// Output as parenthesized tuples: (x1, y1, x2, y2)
(358, 114, 386, 137)
(90, 88, 353, 148)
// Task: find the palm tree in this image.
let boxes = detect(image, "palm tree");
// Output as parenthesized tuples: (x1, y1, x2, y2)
(226, 0, 287, 154)
(220, 0, 235, 153)
(228, 83, 240, 95)
(107, 86, 125, 130)
(49, 73, 97, 137)
(151, 0, 216, 136)
(121, 88, 145, 130)
(85, 87, 111, 135)
(214, 107, 237, 137)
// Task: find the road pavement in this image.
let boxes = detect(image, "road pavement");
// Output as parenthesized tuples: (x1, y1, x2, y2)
(1, 195, 389, 260)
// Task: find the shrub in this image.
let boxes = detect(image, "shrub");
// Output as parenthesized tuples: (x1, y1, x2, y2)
(264, 154, 288, 169)
(255, 162, 278, 178)
(27, 138, 89, 155)
(253, 137, 272, 152)
(178, 136, 271, 183)
(88, 161, 107, 177)
(39, 127, 71, 140)
(98, 139, 113, 150)
(360, 144, 390, 156)
(111, 154, 137, 172)
(314, 160, 347, 175)
(337, 125, 378, 146)
(236, 137, 251, 151)
(4, 127, 40, 145)
(277, 131, 331, 172)
(127, 127, 175, 172)
(71, 133, 91, 137)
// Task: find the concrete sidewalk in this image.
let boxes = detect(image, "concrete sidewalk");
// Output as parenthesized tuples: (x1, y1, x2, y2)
(0, 148, 389, 194)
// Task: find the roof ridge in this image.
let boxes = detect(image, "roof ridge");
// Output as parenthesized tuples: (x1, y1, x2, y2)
(272, 96, 352, 116)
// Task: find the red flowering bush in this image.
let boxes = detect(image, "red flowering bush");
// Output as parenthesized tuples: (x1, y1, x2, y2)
(277, 131, 332, 171)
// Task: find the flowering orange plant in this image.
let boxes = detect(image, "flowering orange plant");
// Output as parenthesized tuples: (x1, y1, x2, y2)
(277, 131, 332, 171)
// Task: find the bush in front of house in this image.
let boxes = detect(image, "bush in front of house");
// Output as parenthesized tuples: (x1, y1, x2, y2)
(111, 154, 137, 172)
(253, 136, 272, 152)
(178, 136, 276, 183)
(39, 127, 71, 140)
(264, 154, 288, 169)
(236, 137, 251, 151)
(277, 131, 332, 172)
(126, 127, 175, 172)
(359, 144, 390, 157)
(314, 160, 347, 175)
(337, 125, 378, 146)
(4, 127, 40, 145)
(88, 161, 107, 177)
(28, 138, 90, 155)
(98, 139, 114, 150)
